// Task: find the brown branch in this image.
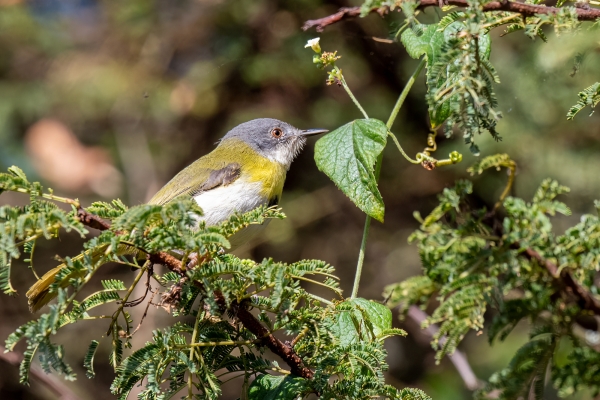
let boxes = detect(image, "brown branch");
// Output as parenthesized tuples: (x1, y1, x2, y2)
(302, 2, 600, 31)
(76, 206, 184, 273)
(0, 346, 79, 400)
(74, 206, 314, 380)
(236, 304, 314, 379)
(148, 252, 186, 275)
(519, 246, 600, 315)
(76, 207, 111, 231)
(302, 7, 364, 32)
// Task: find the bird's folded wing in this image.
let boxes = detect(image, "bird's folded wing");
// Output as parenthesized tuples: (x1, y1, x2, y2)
(148, 162, 241, 205)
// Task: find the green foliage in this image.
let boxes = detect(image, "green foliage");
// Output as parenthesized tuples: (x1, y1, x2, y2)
(400, 11, 499, 154)
(554, 345, 600, 397)
(467, 153, 515, 175)
(386, 154, 600, 397)
(84, 340, 99, 379)
(86, 199, 129, 219)
(248, 375, 310, 400)
(314, 119, 388, 222)
(2, 0, 599, 396)
(0, 166, 88, 295)
(479, 330, 557, 400)
(567, 82, 600, 120)
(0, 166, 424, 399)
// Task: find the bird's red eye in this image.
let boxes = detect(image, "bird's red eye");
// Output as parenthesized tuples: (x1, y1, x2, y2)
(271, 128, 283, 138)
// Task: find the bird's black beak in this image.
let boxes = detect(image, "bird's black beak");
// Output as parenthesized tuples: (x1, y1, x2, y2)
(298, 128, 329, 137)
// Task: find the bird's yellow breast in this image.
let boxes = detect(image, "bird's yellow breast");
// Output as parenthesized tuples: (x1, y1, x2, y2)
(206, 139, 287, 202)
(242, 155, 287, 202)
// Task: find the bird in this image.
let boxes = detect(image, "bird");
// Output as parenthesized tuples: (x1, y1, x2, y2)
(26, 118, 328, 311)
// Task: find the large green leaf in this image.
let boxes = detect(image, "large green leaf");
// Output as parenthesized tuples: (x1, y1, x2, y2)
(328, 298, 400, 346)
(248, 374, 309, 400)
(314, 119, 387, 222)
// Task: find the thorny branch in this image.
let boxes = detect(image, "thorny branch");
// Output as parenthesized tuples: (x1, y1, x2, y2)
(302, 2, 600, 31)
(75, 206, 315, 380)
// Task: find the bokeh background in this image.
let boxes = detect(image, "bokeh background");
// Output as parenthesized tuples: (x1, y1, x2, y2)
(0, 0, 599, 399)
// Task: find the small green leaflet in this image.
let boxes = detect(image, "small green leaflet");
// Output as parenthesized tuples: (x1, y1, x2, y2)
(314, 119, 387, 222)
(248, 374, 309, 400)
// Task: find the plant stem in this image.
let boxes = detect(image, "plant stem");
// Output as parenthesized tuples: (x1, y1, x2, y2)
(107, 265, 147, 336)
(350, 58, 426, 299)
(494, 161, 517, 211)
(388, 131, 421, 164)
(337, 68, 369, 119)
(182, 339, 259, 348)
(14, 187, 79, 207)
(387, 58, 426, 130)
(188, 310, 204, 398)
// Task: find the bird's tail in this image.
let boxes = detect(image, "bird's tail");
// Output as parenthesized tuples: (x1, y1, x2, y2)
(26, 244, 135, 312)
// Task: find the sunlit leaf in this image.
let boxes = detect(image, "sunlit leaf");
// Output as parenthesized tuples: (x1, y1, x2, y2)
(314, 119, 387, 222)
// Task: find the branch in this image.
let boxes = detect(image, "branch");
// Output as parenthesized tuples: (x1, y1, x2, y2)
(302, 2, 600, 31)
(302, 7, 363, 32)
(76, 207, 111, 231)
(236, 304, 314, 379)
(407, 306, 482, 391)
(519, 247, 600, 315)
(76, 207, 184, 273)
(0, 346, 79, 400)
(75, 206, 315, 380)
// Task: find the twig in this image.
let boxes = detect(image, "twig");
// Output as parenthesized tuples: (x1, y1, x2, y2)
(72, 206, 315, 381)
(130, 286, 158, 336)
(76, 207, 111, 231)
(0, 346, 79, 400)
(302, 7, 364, 32)
(302, 2, 600, 31)
(518, 247, 600, 315)
(235, 303, 314, 380)
(407, 306, 482, 391)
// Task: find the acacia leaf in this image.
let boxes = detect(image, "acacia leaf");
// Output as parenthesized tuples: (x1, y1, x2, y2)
(248, 374, 309, 400)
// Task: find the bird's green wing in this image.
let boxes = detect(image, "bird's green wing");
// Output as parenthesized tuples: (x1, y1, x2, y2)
(149, 162, 241, 205)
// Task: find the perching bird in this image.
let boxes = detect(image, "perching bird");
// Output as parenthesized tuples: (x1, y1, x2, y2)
(26, 118, 328, 311)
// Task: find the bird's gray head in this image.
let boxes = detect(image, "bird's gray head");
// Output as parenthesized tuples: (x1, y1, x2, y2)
(219, 118, 328, 168)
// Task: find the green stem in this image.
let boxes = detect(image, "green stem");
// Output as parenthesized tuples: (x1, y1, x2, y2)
(388, 131, 421, 164)
(188, 310, 205, 398)
(13, 187, 79, 207)
(387, 58, 426, 130)
(350, 57, 426, 299)
(337, 68, 369, 119)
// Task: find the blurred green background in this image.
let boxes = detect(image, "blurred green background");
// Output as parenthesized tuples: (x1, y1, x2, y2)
(0, 0, 599, 399)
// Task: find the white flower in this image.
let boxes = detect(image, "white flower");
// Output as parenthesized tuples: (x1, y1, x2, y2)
(304, 37, 321, 53)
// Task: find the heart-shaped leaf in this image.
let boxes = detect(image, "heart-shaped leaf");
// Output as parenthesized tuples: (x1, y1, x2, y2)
(314, 119, 387, 222)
